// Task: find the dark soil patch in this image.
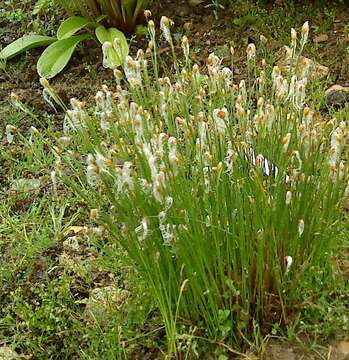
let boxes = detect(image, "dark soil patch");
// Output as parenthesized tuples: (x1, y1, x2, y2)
(1, 0, 348, 125)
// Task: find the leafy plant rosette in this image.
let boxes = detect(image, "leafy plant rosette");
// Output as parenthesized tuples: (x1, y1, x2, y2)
(17, 19, 348, 356)
(0, 15, 129, 79)
(54, 0, 148, 35)
(33, 0, 148, 32)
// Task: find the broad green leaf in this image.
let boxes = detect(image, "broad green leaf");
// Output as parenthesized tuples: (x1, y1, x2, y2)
(57, 16, 92, 40)
(37, 34, 90, 78)
(0, 58, 6, 71)
(95, 26, 129, 67)
(32, 0, 49, 15)
(0, 35, 56, 60)
(122, 0, 137, 17)
(133, 0, 147, 19)
(135, 25, 147, 36)
(95, 15, 108, 23)
(95, 26, 125, 45)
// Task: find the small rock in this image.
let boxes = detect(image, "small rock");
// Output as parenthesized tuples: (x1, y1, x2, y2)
(336, 340, 349, 355)
(0, 346, 19, 360)
(330, 340, 349, 360)
(264, 342, 296, 360)
(11, 178, 41, 193)
(178, 5, 191, 17)
(183, 22, 193, 32)
(298, 56, 329, 79)
(66, 225, 87, 235)
(84, 286, 129, 324)
(277, 45, 329, 80)
(189, 0, 204, 6)
(62, 236, 81, 252)
(325, 85, 349, 107)
(236, 351, 257, 360)
(314, 34, 329, 43)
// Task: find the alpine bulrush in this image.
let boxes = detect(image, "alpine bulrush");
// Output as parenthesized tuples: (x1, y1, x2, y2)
(25, 19, 348, 357)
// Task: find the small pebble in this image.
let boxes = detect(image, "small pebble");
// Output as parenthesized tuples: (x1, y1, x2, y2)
(313, 34, 328, 43)
(325, 85, 349, 107)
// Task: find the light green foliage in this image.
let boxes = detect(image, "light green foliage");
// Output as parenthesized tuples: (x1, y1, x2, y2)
(0, 111, 152, 358)
(32, 0, 50, 15)
(96, 25, 130, 68)
(0, 2, 27, 23)
(1, 1, 131, 78)
(0, 35, 56, 59)
(57, 16, 93, 39)
(37, 34, 91, 78)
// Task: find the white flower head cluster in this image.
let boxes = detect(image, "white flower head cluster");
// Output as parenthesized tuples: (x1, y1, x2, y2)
(102, 42, 113, 69)
(285, 255, 293, 273)
(207, 53, 221, 78)
(272, 66, 308, 109)
(102, 37, 126, 70)
(329, 122, 348, 178)
(301, 21, 309, 47)
(135, 217, 149, 242)
(85, 150, 134, 193)
(181, 35, 190, 62)
(213, 108, 228, 134)
(160, 16, 174, 45)
(95, 85, 114, 130)
(45, 19, 348, 271)
(10, 92, 29, 114)
(124, 55, 142, 87)
(63, 98, 88, 134)
(246, 43, 256, 61)
(6, 125, 17, 144)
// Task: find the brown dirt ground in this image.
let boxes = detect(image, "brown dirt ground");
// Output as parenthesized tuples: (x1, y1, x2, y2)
(0, 0, 348, 123)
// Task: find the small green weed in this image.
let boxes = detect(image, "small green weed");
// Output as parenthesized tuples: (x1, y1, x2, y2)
(0, 116, 154, 359)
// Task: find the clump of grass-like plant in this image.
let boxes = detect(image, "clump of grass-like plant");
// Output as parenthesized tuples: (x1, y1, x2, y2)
(39, 19, 349, 357)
